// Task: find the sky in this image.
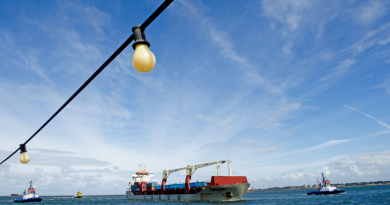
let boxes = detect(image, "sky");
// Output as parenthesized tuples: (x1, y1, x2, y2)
(0, 0, 390, 195)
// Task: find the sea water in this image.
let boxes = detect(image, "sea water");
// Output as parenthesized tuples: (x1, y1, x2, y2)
(1, 185, 389, 204)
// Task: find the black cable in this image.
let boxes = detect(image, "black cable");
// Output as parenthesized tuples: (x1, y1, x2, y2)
(141, 0, 174, 30)
(0, 0, 174, 165)
(0, 149, 20, 165)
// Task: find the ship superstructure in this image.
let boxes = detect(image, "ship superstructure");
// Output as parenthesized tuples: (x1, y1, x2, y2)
(126, 160, 250, 202)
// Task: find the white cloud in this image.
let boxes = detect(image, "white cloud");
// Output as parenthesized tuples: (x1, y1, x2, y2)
(262, 0, 312, 32)
(282, 41, 293, 55)
(318, 59, 356, 82)
(240, 138, 279, 154)
(0, 31, 54, 86)
(356, 0, 388, 25)
(376, 76, 390, 95)
(240, 138, 259, 144)
(256, 102, 301, 129)
(0, 149, 129, 195)
(255, 146, 279, 154)
(196, 114, 233, 126)
(1, 0, 390, 196)
(253, 150, 390, 188)
(357, 130, 390, 140)
(244, 72, 283, 95)
(328, 150, 390, 178)
(352, 23, 390, 55)
(196, 114, 216, 122)
(175, 0, 247, 65)
(285, 140, 351, 156)
(255, 166, 330, 186)
(316, 11, 338, 38)
(344, 105, 390, 129)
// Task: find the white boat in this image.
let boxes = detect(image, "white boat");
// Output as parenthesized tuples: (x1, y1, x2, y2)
(307, 173, 345, 195)
(14, 180, 42, 203)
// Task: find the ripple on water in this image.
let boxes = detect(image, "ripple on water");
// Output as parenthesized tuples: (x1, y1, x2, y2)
(0, 185, 389, 204)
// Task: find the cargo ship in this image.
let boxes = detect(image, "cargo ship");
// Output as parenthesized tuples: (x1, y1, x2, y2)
(11, 192, 22, 196)
(126, 160, 250, 202)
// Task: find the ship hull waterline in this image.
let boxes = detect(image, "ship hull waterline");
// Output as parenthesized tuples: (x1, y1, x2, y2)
(14, 198, 42, 203)
(126, 183, 250, 202)
(307, 189, 345, 195)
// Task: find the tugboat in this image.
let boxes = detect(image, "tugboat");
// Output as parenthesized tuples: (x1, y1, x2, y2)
(307, 173, 345, 195)
(74, 189, 82, 198)
(14, 181, 42, 203)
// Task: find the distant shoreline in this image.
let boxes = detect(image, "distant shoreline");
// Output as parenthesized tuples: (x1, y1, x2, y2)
(0, 195, 125, 197)
(255, 183, 390, 192)
(3, 184, 388, 197)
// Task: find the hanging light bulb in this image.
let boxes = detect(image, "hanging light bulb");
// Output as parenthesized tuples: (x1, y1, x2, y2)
(19, 144, 30, 164)
(132, 25, 156, 73)
(132, 44, 156, 73)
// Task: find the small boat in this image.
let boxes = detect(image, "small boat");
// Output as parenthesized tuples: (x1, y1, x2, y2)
(14, 180, 42, 203)
(74, 189, 82, 198)
(246, 187, 254, 193)
(11, 192, 23, 196)
(307, 173, 345, 195)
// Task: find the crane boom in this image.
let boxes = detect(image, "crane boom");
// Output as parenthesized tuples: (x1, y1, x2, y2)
(186, 160, 227, 176)
(162, 166, 187, 180)
(160, 160, 229, 194)
(162, 160, 227, 180)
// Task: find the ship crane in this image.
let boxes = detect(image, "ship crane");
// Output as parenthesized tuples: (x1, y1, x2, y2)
(161, 160, 232, 194)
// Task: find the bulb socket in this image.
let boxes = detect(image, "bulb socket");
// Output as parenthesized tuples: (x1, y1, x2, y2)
(20, 144, 27, 153)
(132, 25, 150, 50)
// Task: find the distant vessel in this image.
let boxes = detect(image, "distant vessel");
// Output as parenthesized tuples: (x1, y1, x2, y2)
(126, 160, 250, 202)
(14, 180, 42, 203)
(246, 187, 254, 193)
(11, 192, 22, 196)
(74, 189, 82, 198)
(307, 173, 345, 195)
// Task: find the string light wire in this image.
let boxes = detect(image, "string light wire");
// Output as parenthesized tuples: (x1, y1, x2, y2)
(0, 0, 174, 165)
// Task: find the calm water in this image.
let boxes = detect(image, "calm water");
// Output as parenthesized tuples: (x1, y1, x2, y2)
(1, 185, 389, 204)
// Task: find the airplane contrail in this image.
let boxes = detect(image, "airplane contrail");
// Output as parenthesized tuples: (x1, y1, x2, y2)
(344, 105, 390, 129)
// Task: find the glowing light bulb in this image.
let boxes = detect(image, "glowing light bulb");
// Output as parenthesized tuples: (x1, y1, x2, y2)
(132, 44, 156, 73)
(20, 152, 30, 164)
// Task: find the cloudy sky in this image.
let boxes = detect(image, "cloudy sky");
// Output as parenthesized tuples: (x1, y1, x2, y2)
(0, 0, 390, 195)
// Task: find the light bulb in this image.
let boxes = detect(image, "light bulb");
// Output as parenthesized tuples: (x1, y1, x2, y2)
(132, 44, 156, 73)
(20, 152, 30, 164)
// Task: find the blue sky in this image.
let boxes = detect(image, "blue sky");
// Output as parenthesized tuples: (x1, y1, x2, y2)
(0, 0, 390, 195)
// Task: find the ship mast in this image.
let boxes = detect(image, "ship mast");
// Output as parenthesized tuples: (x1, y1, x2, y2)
(228, 160, 232, 176)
